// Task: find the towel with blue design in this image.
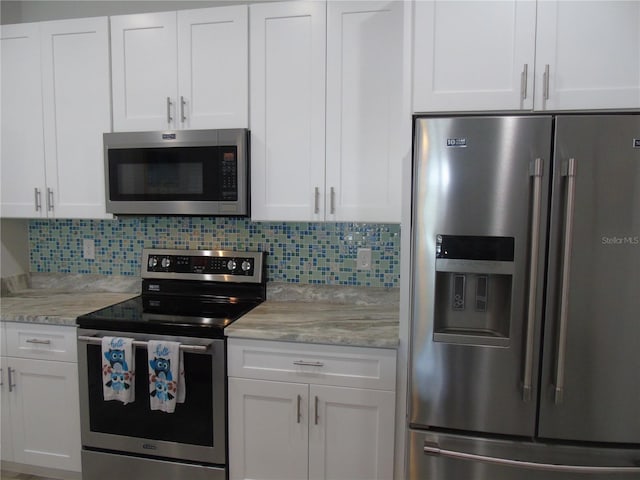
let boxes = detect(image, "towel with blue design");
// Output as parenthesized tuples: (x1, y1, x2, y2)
(148, 340, 186, 413)
(101, 336, 135, 404)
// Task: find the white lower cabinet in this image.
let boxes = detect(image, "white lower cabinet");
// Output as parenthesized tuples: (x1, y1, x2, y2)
(228, 338, 396, 480)
(1, 323, 81, 474)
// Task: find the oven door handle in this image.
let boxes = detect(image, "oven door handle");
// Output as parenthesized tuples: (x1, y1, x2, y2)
(78, 335, 210, 352)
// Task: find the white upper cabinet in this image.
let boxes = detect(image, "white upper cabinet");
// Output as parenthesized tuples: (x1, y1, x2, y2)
(40, 17, 112, 219)
(413, 0, 640, 112)
(325, 1, 405, 223)
(249, 1, 327, 222)
(1, 18, 111, 219)
(1, 23, 46, 218)
(111, 6, 248, 132)
(534, 0, 640, 111)
(250, 0, 408, 223)
(413, 0, 536, 112)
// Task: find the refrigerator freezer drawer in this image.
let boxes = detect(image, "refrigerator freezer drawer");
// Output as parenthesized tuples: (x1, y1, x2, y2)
(408, 430, 640, 480)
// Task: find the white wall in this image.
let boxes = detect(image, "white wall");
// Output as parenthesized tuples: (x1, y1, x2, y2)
(1, 219, 29, 277)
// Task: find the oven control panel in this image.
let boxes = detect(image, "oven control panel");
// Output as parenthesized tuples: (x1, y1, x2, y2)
(142, 249, 264, 283)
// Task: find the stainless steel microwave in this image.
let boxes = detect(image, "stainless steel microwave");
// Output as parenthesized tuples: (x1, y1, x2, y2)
(104, 129, 249, 216)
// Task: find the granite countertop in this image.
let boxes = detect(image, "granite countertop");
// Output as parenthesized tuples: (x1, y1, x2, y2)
(0, 273, 139, 326)
(1, 275, 399, 348)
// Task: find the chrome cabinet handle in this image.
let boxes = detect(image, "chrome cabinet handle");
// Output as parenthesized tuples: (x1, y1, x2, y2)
(296, 394, 302, 424)
(330, 187, 336, 215)
(26, 338, 52, 345)
(180, 96, 186, 123)
(543, 64, 550, 102)
(8, 367, 15, 393)
(555, 157, 577, 404)
(166, 96, 173, 124)
(0, 367, 3, 387)
(523, 158, 543, 401)
(78, 335, 209, 353)
(520, 63, 528, 100)
(424, 443, 640, 474)
(34, 188, 42, 211)
(293, 360, 324, 367)
(314, 187, 320, 214)
(314, 395, 319, 425)
(47, 188, 54, 211)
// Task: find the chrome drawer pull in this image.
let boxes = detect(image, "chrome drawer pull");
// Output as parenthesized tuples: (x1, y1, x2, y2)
(26, 338, 52, 345)
(78, 335, 209, 353)
(424, 443, 640, 474)
(293, 360, 324, 367)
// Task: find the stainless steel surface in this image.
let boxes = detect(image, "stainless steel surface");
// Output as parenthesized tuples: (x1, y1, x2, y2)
(141, 248, 265, 283)
(7, 367, 14, 392)
(409, 430, 640, 480)
(543, 64, 550, 101)
(554, 156, 577, 405)
(409, 114, 640, 479)
(180, 95, 186, 122)
(410, 115, 552, 437)
(330, 186, 336, 214)
(46, 187, 53, 211)
(538, 114, 640, 444)
(293, 360, 324, 367)
(77, 328, 227, 465)
(520, 64, 528, 100)
(523, 157, 543, 402)
(166, 96, 172, 123)
(25, 338, 51, 345)
(34, 187, 41, 211)
(423, 444, 640, 474)
(77, 335, 210, 353)
(81, 449, 225, 480)
(104, 128, 249, 216)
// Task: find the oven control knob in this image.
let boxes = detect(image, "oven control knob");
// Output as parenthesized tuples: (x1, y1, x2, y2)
(148, 257, 158, 269)
(227, 259, 237, 271)
(241, 260, 252, 272)
(161, 257, 171, 269)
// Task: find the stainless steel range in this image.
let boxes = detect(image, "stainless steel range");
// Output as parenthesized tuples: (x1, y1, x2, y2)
(76, 248, 266, 480)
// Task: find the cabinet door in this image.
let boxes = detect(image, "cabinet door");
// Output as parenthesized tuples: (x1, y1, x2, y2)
(413, 0, 536, 112)
(7, 357, 81, 472)
(1, 355, 14, 463)
(228, 377, 309, 480)
(325, 1, 406, 223)
(249, 1, 326, 221)
(535, 1, 640, 110)
(177, 6, 248, 129)
(111, 11, 178, 131)
(40, 17, 112, 219)
(0, 23, 46, 218)
(309, 385, 395, 480)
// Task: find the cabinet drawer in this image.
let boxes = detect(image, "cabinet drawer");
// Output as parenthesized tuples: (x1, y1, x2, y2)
(228, 338, 396, 391)
(5, 323, 77, 362)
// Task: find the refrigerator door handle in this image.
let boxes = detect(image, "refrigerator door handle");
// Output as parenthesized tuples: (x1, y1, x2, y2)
(523, 157, 543, 402)
(423, 443, 640, 474)
(555, 157, 577, 405)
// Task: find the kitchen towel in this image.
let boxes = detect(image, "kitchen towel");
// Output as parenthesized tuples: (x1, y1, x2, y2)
(147, 340, 186, 413)
(102, 336, 135, 404)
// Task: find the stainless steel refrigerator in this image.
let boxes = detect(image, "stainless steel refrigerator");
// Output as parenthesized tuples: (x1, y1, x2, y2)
(408, 114, 640, 479)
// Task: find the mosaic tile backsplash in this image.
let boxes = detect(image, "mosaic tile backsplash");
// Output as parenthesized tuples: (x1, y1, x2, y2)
(29, 218, 401, 288)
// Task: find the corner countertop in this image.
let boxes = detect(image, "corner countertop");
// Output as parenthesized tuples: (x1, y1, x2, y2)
(0, 273, 139, 327)
(225, 283, 400, 349)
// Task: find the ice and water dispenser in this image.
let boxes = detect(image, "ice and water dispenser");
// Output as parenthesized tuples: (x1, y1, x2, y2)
(434, 235, 515, 347)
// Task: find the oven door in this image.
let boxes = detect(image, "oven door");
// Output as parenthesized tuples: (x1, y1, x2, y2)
(77, 328, 226, 466)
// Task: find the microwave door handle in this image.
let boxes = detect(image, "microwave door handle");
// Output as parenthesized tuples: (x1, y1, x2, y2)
(555, 157, 577, 405)
(523, 158, 543, 401)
